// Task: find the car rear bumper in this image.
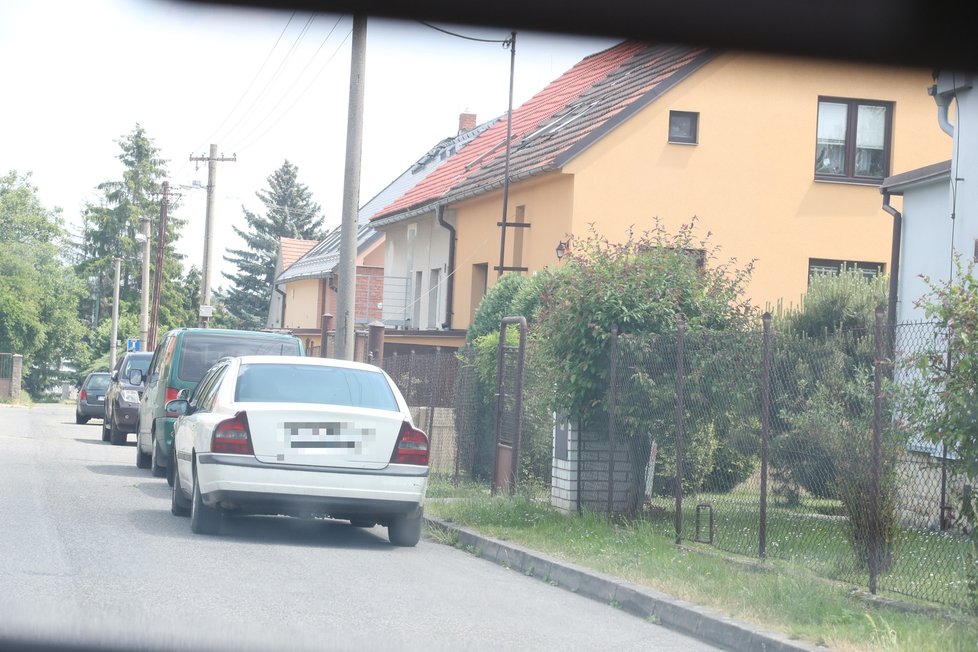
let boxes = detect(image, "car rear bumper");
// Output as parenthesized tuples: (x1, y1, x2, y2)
(77, 402, 105, 418)
(112, 405, 139, 432)
(194, 453, 427, 519)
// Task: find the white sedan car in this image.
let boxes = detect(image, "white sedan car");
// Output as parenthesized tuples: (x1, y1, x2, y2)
(167, 355, 429, 546)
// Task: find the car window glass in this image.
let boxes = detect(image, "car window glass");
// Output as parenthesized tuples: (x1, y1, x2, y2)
(146, 335, 169, 381)
(176, 333, 301, 384)
(87, 375, 111, 391)
(189, 364, 223, 410)
(199, 367, 228, 412)
(158, 335, 177, 385)
(235, 363, 398, 411)
(123, 355, 151, 377)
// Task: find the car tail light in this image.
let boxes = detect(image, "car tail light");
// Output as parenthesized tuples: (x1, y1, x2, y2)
(390, 422, 428, 466)
(79, 389, 87, 401)
(212, 411, 254, 455)
(164, 387, 181, 417)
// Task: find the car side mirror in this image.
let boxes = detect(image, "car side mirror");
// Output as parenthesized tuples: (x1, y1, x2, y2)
(129, 369, 144, 385)
(164, 398, 191, 416)
(111, 370, 118, 381)
(177, 388, 190, 400)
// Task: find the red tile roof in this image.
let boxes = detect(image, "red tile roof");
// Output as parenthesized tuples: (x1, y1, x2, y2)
(373, 40, 652, 219)
(279, 237, 318, 269)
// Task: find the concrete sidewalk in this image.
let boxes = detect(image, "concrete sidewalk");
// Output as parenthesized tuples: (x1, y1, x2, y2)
(424, 516, 826, 652)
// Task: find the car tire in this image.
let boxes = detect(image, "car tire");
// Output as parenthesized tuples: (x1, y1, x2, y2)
(348, 518, 376, 528)
(166, 448, 176, 487)
(387, 511, 423, 547)
(151, 437, 166, 478)
(76, 411, 88, 425)
(109, 418, 127, 446)
(171, 464, 191, 517)
(136, 439, 151, 469)
(101, 418, 111, 442)
(190, 470, 221, 535)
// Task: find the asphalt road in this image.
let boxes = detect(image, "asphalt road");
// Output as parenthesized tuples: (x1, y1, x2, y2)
(0, 404, 720, 652)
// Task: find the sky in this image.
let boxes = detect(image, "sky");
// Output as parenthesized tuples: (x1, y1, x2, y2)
(0, 0, 618, 289)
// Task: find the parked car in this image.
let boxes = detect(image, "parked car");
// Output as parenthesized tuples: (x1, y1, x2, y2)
(133, 328, 304, 484)
(167, 355, 429, 546)
(102, 351, 153, 445)
(75, 371, 110, 424)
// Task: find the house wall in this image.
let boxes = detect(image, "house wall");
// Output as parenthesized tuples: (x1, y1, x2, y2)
(281, 278, 321, 329)
(562, 52, 951, 310)
(897, 177, 952, 322)
(382, 212, 451, 329)
(451, 174, 575, 329)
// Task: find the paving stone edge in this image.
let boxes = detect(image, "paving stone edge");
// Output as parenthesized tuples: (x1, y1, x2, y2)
(424, 516, 826, 652)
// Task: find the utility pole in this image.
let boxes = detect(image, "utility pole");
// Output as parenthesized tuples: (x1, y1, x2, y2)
(189, 145, 236, 328)
(148, 181, 173, 351)
(110, 257, 121, 370)
(139, 211, 151, 348)
(335, 14, 366, 360)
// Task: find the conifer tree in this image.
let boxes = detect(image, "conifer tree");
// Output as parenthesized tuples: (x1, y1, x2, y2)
(222, 160, 325, 330)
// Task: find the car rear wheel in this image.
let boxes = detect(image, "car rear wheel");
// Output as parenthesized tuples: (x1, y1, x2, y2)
(171, 465, 191, 517)
(151, 438, 166, 478)
(190, 470, 221, 535)
(135, 438, 151, 469)
(101, 418, 110, 442)
(387, 511, 422, 547)
(109, 418, 127, 446)
(76, 411, 88, 425)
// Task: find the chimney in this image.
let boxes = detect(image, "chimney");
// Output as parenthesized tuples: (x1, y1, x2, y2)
(458, 112, 477, 133)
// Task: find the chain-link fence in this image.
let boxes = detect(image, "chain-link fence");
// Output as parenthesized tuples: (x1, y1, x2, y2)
(377, 315, 972, 607)
(606, 316, 972, 608)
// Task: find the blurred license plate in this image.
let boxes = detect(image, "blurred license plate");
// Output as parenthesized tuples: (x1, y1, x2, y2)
(96, 396, 104, 402)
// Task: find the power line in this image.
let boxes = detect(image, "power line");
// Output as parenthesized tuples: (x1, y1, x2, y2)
(192, 11, 299, 154)
(217, 13, 317, 149)
(417, 21, 510, 43)
(229, 16, 348, 152)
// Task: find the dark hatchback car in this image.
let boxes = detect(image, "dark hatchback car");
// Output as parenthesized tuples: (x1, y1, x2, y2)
(103, 351, 153, 445)
(75, 372, 110, 424)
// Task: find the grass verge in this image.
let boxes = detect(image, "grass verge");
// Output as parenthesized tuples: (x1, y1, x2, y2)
(425, 479, 977, 652)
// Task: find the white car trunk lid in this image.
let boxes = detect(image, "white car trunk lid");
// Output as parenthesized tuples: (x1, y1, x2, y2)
(244, 404, 405, 470)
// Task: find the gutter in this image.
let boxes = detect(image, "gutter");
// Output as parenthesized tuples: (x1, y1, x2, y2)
(436, 204, 456, 329)
(881, 190, 902, 348)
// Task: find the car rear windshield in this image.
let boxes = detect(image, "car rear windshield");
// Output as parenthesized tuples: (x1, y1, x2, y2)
(87, 375, 111, 391)
(176, 333, 301, 384)
(234, 363, 399, 412)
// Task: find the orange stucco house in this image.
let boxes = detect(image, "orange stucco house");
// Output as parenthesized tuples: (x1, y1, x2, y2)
(369, 41, 951, 348)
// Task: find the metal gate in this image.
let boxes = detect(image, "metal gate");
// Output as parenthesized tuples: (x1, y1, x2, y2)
(491, 316, 527, 495)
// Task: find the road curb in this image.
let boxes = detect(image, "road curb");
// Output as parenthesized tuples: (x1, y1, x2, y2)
(424, 516, 825, 652)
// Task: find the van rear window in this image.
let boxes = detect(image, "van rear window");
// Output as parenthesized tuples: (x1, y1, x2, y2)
(177, 333, 300, 383)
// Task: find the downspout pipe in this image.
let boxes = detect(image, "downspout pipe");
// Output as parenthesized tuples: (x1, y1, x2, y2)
(273, 283, 287, 329)
(436, 204, 456, 329)
(929, 84, 955, 137)
(881, 190, 902, 349)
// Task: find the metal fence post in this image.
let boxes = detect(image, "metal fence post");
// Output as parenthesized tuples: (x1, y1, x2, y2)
(870, 306, 885, 594)
(759, 312, 772, 559)
(319, 313, 334, 358)
(607, 324, 619, 515)
(675, 317, 686, 545)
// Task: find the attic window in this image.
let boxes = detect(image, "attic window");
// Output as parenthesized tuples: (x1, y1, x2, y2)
(669, 111, 698, 144)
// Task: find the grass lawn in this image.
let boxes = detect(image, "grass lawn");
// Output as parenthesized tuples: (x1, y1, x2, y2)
(425, 479, 978, 652)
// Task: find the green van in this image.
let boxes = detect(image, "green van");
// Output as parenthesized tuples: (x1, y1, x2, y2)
(134, 327, 304, 483)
